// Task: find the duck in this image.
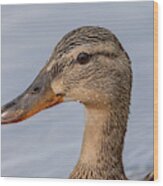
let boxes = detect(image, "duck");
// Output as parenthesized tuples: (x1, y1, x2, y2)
(1, 26, 153, 180)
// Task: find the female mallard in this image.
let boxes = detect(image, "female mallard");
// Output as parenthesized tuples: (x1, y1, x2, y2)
(1, 26, 153, 180)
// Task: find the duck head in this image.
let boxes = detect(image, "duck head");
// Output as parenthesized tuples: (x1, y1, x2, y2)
(1, 26, 132, 124)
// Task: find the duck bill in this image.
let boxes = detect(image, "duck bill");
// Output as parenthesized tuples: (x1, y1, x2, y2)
(1, 92, 63, 125)
(1, 71, 63, 124)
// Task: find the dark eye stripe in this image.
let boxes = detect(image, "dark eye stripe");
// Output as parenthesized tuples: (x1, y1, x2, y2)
(47, 51, 119, 80)
(73, 51, 118, 66)
(76, 51, 117, 63)
(93, 51, 118, 58)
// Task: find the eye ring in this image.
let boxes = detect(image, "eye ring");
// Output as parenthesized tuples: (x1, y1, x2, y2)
(76, 52, 90, 64)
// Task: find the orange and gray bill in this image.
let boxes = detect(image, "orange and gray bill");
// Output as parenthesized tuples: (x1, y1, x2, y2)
(1, 68, 63, 124)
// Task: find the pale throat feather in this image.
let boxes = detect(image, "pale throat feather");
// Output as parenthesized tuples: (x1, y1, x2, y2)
(70, 103, 128, 179)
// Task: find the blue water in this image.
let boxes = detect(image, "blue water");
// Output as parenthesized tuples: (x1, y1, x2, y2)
(1, 2, 154, 179)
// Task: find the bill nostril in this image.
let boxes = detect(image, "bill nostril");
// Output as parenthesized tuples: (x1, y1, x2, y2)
(56, 93, 65, 97)
(31, 87, 41, 94)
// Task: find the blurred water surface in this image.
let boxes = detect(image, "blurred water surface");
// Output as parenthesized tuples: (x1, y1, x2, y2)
(1, 2, 153, 179)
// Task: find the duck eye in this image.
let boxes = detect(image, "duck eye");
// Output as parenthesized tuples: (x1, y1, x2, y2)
(77, 52, 90, 64)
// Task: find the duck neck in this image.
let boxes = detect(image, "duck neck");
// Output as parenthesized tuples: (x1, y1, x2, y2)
(70, 104, 128, 179)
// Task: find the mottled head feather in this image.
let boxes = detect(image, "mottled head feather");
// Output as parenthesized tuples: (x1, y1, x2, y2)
(52, 26, 129, 60)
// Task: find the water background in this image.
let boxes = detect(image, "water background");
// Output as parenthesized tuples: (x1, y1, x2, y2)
(1, 2, 154, 180)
